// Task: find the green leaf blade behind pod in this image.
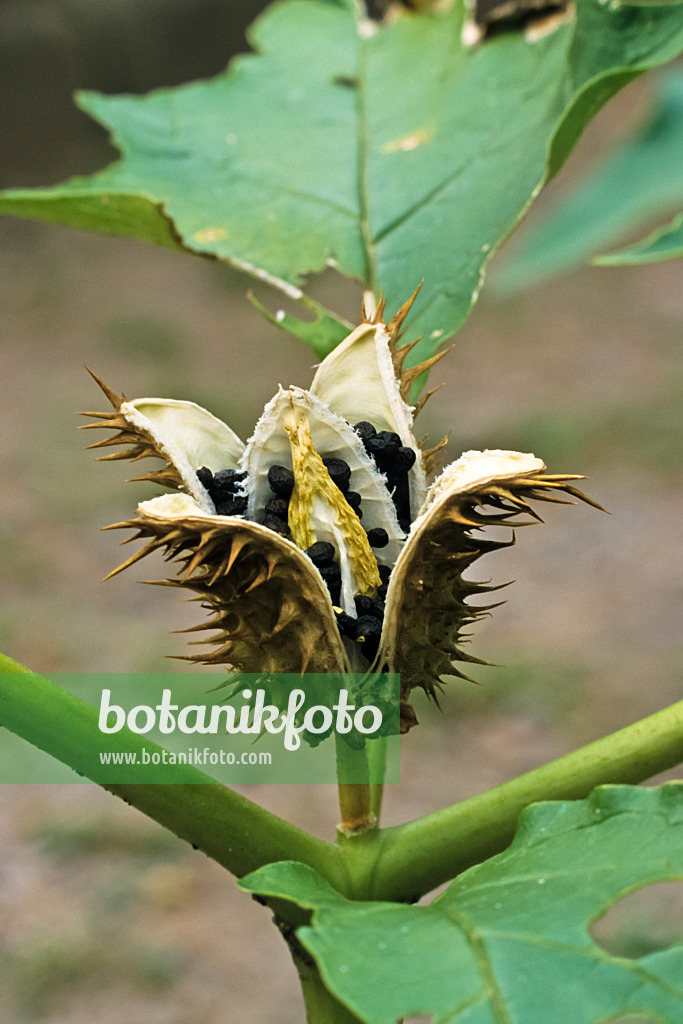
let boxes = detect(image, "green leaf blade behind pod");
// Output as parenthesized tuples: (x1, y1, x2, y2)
(596, 208, 683, 263)
(241, 785, 683, 1024)
(495, 67, 683, 292)
(1, 0, 683, 360)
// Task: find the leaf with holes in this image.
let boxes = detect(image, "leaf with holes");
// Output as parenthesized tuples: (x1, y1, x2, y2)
(1, 1, 683, 359)
(240, 785, 683, 1024)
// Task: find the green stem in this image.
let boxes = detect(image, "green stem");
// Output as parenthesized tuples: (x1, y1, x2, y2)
(368, 700, 683, 903)
(296, 957, 362, 1023)
(367, 736, 387, 823)
(335, 735, 374, 835)
(0, 655, 347, 900)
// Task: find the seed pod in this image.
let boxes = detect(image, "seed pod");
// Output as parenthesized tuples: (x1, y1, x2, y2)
(309, 289, 436, 520)
(104, 493, 349, 674)
(379, 449, 604, 712)
(83, 296, 601, 727)
(243, 387, 404, 615)
(81, 372, 244, 513)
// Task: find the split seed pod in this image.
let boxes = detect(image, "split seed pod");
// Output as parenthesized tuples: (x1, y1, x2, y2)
(82, 289, 602, 731)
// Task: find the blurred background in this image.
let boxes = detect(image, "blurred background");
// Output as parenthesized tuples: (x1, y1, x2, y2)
(1, 1, 682, 1021)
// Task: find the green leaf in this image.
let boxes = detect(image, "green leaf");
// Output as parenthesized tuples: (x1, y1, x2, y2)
(1, 2, 683, 358)
(494, 68, 683, 292)
(596, 208, 683, 264)
(246, 291, 353, 359)
(241, 785, 683, 1024)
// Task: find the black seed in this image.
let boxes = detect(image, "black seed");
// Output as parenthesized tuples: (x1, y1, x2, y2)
(322, 457, 351, 492)
(345, 490, 362, 511)
(353, 421, 376, 444)
(378, 430, 401, 448)
(378, 583, 388, 599)
(360, 639, 381, 662)
(267, 464, 295, 496)
(353, 615, 383, 642)
(366, 527, 389, 548)
(265, 495, 290, 520)
(196, 466, 213, 488)
(355, 612, 383, 661)
(215, 495, 248, 516)
(366, 435, 388, 459)
(354, 595, 374, 616)
(253, 510, 290, 535)
(319, 563, 341, 585)
(305, 541, 336, 567)
(213, 468, 247, 494)
(377, 564, 392, 585)
(334, 610, 357, 637)
(395, 446, 416, 471)
(371, 433, 400, 465)
(319, 564, 341, 605)
(386, 470, 411, 532)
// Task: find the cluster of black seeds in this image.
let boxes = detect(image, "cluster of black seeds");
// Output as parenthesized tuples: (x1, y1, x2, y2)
(304, 540, 341, 605)
(353, 422, 415, 532)
(197, 466, 247, 516)
(252, 464, 294, 535)
(198, 453, 397, 662)
(331, 565, 392, 664)
(334, 592, 386, 662)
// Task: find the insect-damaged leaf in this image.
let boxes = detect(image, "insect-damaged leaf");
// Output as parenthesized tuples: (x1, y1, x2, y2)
(1, 1, 683, 359)
(241, 784, 683, 1024)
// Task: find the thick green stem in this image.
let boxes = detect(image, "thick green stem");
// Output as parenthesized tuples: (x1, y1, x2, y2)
(335, 735, 374, 835)
(368, 700, 683, 902)
(0, 655, 348, 900)
(367, 736, 387, 823)
(296, 957, 362, 1023)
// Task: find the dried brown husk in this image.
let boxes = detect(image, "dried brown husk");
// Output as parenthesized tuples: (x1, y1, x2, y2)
(105, 494, 349, 674)
(81, 371, 244, 511)
(379, 450, 604, 728)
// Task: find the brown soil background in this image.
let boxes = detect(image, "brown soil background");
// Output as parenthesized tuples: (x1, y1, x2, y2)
(1, 5, 682, 1021)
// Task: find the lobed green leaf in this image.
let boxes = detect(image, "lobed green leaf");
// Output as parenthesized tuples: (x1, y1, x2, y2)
(596, 208, 683, 264)
(494, 67, 683, 291)
(1, 1, 683, 359)
(241, 785, 683, 1024)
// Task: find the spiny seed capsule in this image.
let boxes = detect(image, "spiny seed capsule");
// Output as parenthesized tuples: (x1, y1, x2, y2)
(267, 464, 295, 496)
(322, 457, 351, 492)
(305, 541, 336, 568)
(366, 527, 389, 548)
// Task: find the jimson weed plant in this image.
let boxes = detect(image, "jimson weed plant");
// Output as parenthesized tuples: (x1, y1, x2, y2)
(1, 0, 683, 1021)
